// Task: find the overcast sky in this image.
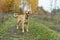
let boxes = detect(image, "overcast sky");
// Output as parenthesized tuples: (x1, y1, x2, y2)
(38, 0, 60, 12)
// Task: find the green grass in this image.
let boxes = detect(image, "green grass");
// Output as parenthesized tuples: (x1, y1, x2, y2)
(29, 16, 60, 40)
(0, 15, 60, 40)
(0, 17, 17, 36)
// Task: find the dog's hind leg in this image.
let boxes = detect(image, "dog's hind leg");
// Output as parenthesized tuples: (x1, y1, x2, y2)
(17, 19, 21, 29)
(21, 15, 25, 33)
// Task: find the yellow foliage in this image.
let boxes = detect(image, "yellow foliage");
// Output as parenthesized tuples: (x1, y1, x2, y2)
(0, 0, 14, 12)
(14, 0, 38, 13)
(0, 0, 38, 13)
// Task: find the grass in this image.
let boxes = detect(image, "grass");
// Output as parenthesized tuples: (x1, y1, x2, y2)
(0, 16, 17, 36)
(29, 16, 60, 40)
(33, 15, 60, 28)
(0, 15, 60, 40)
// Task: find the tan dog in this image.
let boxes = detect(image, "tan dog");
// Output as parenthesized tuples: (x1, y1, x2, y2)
(16, 10, 31, 33)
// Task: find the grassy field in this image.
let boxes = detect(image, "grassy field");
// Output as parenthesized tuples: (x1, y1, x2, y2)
(33, 15, 60, 32)
(0, 16, 17, 36)
(0, 15, 60, 40)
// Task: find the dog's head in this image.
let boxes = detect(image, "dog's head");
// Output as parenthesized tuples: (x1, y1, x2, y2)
(25, 11, 32, 16)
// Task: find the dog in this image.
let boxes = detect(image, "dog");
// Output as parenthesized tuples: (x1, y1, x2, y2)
(16, 7, 31, 33)
(16, 11, 31, 33)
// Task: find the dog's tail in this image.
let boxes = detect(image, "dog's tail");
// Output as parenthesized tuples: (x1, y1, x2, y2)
(14, 13, 18, 17)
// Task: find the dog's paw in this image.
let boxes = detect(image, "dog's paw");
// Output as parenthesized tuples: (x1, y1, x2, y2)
(26, 29, 28, 32)
(17, 26, 18, 29)
(22, 30, 24, 33)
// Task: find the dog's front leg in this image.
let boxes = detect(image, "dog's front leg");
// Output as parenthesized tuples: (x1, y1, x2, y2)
(17, 18, 20, 29)
(21, 15, 25, 33)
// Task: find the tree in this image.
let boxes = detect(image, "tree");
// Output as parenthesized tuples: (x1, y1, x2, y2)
(50, 0, 57, 20)
(1, 0, 14, 13)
